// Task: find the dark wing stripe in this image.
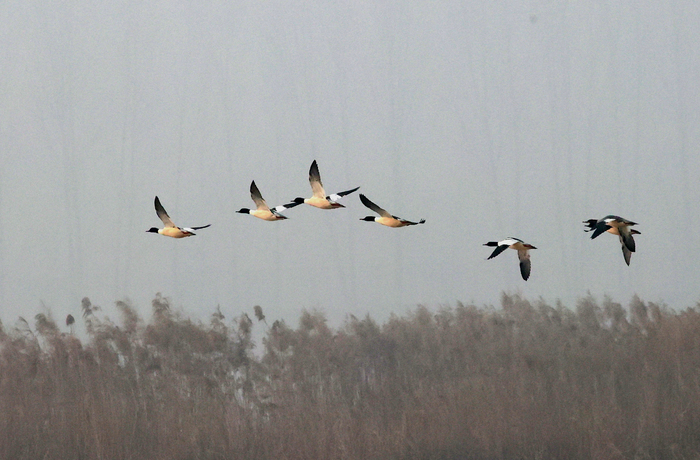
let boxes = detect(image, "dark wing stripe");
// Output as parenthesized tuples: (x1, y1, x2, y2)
(250, 180, 263, 200)
(336, 186, 360, 197)
(395, 216, 425, 226)
(309, 160, 322, 186)
(249, 180, 270, 210)
(360, 194, 389, 216)
(621, 243, 632, 266)
(582, 219, 597, 232)
(154, 196, 175, 227)
(619, 235, 633, 265)
(590, 224, 610, 239)
(487, 244, 509, 260)
(279, 202, 302, 210)
(519, 259, 531, 281)
(620, 231, 636, 252)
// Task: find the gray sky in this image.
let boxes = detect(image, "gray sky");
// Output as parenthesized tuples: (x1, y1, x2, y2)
(1, 1, 699, 328)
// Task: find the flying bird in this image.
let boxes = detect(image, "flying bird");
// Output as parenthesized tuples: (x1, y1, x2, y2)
(484, 237, 537, 281)
(359, 194, 425, 227)
(583, 215, 640, 266)
(292, 160, 359, 209)
(146, 196, 211, 238)
(237, 181, 300, 221)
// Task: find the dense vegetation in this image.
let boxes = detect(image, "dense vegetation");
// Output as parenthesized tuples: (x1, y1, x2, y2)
(1, 293, 699, 459)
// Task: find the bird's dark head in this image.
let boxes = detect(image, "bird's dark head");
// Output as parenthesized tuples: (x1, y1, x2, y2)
(146, 227, 159, 233)
(360, 216, 376, 222)
(292, 197, 305, 205)
(236, 208, 251, 214)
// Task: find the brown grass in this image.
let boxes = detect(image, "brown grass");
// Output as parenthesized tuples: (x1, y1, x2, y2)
(1, 293, 700, 459)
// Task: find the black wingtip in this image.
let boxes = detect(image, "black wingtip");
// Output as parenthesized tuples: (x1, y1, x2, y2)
(282, 201, 302, 209)
(309, 160, 319, 174)
(339, 186, 360, 197)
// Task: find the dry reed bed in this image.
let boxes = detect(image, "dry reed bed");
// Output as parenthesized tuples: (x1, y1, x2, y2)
(1, 293, 699, 459)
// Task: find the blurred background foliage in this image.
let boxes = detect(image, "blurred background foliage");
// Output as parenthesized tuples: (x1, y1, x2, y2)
(1, 293, 699, 459)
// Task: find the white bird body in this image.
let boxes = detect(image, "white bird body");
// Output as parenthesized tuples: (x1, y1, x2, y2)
(293, 160, 359, 209)
(147, 196, 210, 238)
(583, 215, 640, 266)
(237, 181, 300, 221)
(359, 194, 425, 228)
(484, 237, 537, 281)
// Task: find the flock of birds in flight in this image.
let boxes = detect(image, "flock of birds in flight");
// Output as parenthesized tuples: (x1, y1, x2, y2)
(146, 160, 641, 281)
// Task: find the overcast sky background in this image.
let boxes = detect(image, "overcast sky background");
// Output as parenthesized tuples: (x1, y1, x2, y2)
(1, 1, 698, 330)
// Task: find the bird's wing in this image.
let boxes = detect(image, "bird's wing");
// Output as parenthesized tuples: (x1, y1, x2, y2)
(250, 181, 270, 212)
(330, 186, 360, 201)
(610, 216, 637, 227)
(618, 226, 636, 252)
(273, 202, 301, 213)
(619, 235, 632, 266)
(517, 249, 532, 280)
(396, 217, 425, 225)
(154, 196, 176, 228)
(487, 244, 510, 260)
(309, 160, 326, 198)
(582, 219, 597, 232)
(188, 224, 211, 231)
(360, 194, 392, 218)
(590, 223, 611, 239)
